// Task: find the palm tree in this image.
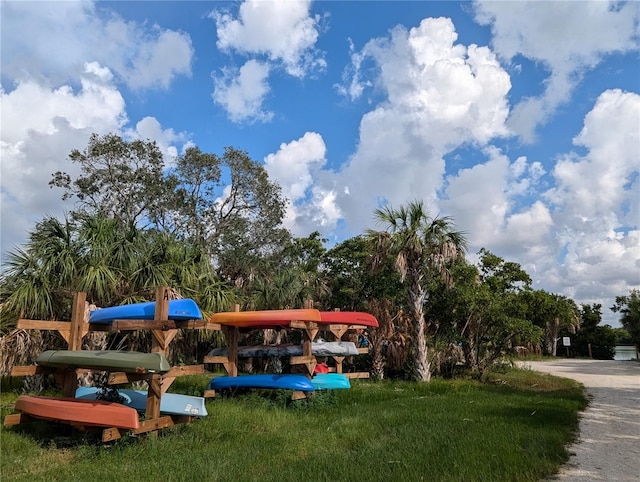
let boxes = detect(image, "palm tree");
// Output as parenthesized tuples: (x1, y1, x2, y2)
(367, 201, 467, 382)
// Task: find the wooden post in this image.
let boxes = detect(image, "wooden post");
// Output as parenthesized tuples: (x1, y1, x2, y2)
(223, 307, 239, 377)
(61, 292, 87, 397)
(145, 374, 162, 420)
(68, 292, 87, 351)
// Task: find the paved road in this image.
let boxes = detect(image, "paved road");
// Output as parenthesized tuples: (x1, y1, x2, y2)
(522, 360, 640, 482)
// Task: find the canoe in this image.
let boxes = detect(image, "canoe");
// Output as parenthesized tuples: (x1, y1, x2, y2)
(89, 299, 202, 324)
(210, 309, 321, 329)
(311, 373, 351, 390)
(36, 350, 171, 374)
(14, 395, 139, 430)
(210, 309, 378, 329)
(207, 340, 359, 358)
(319, 311, 379, 328)
(75, 387, 207, 417)
(207, 374, 315, 392)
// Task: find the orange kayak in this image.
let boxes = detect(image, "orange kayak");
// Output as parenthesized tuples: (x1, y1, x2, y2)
(210, 309, 321, 328)
(14, 395, 140, 430)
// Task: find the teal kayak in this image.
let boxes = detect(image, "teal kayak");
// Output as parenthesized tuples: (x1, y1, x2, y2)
(311, 373, 351, 390)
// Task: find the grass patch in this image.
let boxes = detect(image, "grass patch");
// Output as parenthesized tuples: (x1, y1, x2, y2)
(0, 368, 586, 482)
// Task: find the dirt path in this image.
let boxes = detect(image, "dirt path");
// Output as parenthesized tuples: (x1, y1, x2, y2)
(522, 360, 640, 481)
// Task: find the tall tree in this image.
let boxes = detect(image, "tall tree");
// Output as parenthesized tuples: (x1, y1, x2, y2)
(521, 290, 580, 356)
(167, 146, 290, 282)
(50, 133, 167, 227)
(611, 290, 640, 354)
(367, 201, 467, 382)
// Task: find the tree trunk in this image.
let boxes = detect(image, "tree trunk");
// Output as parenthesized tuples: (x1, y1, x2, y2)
(370, 339, 385, 380)
(410, 284, 430, 382)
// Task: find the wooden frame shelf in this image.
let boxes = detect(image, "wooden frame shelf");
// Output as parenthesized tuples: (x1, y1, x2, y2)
(5, 286, 210, 440)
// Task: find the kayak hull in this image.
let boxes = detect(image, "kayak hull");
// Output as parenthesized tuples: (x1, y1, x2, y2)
(208, 374, 315, 392)
(311, 373, 351, 390)
(89, 299, 202, 325)
(210, 309, 378, 329)
(36, 350, 171, 374)
(210, 309, 321, 329)
(75, 387, 207, 417)
(14, 395, 140, 430)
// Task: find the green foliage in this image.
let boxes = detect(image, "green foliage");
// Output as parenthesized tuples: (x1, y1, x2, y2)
(50, 133, 166, 227)
(611, 289, 640, 349)
(1, 371, 586, 482)
(573, 304, 616, 359)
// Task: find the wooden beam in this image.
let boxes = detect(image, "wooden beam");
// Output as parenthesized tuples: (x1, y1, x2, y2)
(291, 391, 308, 401)
(133, 416, 175, 434)
(107, 372, 151, 385)
(165, 365, 204, 378)
(89, 319, 208, 332)
(203, 356, 229, 364)
(203, 389, 216, 398)
(16, 319, 71, 331)
(145, 375, 162, 419)
(289, 355, 316, 365)
(344, 372, 370, 379)
(3, 413, 27, 426)
(101, 427, 124, 442)
(68, 291, 87, 351)
(151, 286, 171, 356)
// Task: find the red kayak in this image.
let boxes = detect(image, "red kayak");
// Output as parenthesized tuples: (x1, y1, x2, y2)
(210, 309, 378, 328)
(14, 395, 140, 430)
(319, 311, 378, 327)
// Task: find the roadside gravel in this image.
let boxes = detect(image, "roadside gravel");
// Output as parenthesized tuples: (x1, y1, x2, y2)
(522, 360, 640, 482)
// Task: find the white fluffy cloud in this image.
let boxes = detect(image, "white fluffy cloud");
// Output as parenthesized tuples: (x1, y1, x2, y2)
(0, 63, 127, 254)
(1, 0, 193, 90)
(263, 132, 340, 235)
(332, 17, 511, 231)
(212, 60, 273, 123)
(474, 0, 640, 142)
(542, 89, 640, 301)
(210, 0, 325, 122)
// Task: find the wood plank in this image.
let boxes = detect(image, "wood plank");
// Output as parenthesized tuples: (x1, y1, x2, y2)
(291, 391, 308, 401)
(165, 365, 204, 378)
(203, 356, 229, 364)
(4, 413, 26, 426)
(107, 372, 150, 385)
(145, 375, 161, 419)
(101, 427, 124, 442)
(89, 319, 208, 331)
(344, 372, 370, 379)
(68, 291, 87, 351)
(203, 389, 216, 398)
(16, 319, 71, 331)
(133, 416, 175, 434)
(289, 320, 319, 330)
(289, 355, 315, 365)
(357, 347, 369, 354)
(11, 366, 41, 376)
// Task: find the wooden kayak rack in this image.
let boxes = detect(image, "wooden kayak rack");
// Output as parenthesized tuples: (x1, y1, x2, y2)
(5, 286, 374, 439)
(203, 302, 371, 399)
(5, 287, 206, 442)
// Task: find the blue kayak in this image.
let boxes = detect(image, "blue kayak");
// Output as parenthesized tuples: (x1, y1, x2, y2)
(89, 299, 203, 324)
(311, 373, 351, 390)
(208, 374, 315, 392)
(75, 387, 208, 417)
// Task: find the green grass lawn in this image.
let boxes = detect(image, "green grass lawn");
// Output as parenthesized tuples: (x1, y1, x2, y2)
(0, 368, 586, 482)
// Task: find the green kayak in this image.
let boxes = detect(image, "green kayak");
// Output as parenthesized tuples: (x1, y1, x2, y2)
(36, 350, 171, 374)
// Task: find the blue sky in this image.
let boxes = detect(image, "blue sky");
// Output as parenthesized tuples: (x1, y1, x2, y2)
(1, 1, 639, 326)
